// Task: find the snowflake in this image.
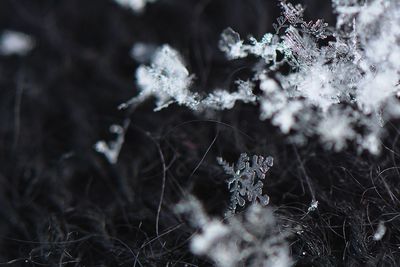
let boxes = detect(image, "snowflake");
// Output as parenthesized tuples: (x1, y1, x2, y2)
(219, 27, 292, 66)
(121, 0, 400, 154)
(217, 153, 273, 214)
(176, 197, 292, 267)
(0, 30, 35, 56)
(317, 108, 356, 151)
(218, 27, 247, 60)
(121, 44, 257, 112)
(120, 45, 199, 111)
(113, 0, 157, 13)
(217, 0, 400, 154)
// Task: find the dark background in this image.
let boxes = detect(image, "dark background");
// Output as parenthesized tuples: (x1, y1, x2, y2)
(0, 0, 399, 266)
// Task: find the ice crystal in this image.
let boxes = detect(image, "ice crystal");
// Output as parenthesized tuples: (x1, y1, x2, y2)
(176, 197, 292, 267)
(201, 80, 256, 110)
(120, 45, 199, 111)
(219, 27, 292, 66)
(218, 0, 400, 154)
(218, 28, 247, 60)
(122, 0, 400, 154)
(122, 44, 256, 111)
(217, 153, 273, 214)
(317, 108, 356, 151)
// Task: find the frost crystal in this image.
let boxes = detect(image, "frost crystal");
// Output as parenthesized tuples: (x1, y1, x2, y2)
(217, 153, 273, 214)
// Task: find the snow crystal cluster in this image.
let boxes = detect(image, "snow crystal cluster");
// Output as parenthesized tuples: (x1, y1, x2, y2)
(121, 45, 199, 111)
(218, 0, 400, 153)
(176, 197, 291, 267)
(123, 0, 400, 154)
(121, 44, 257, 111)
